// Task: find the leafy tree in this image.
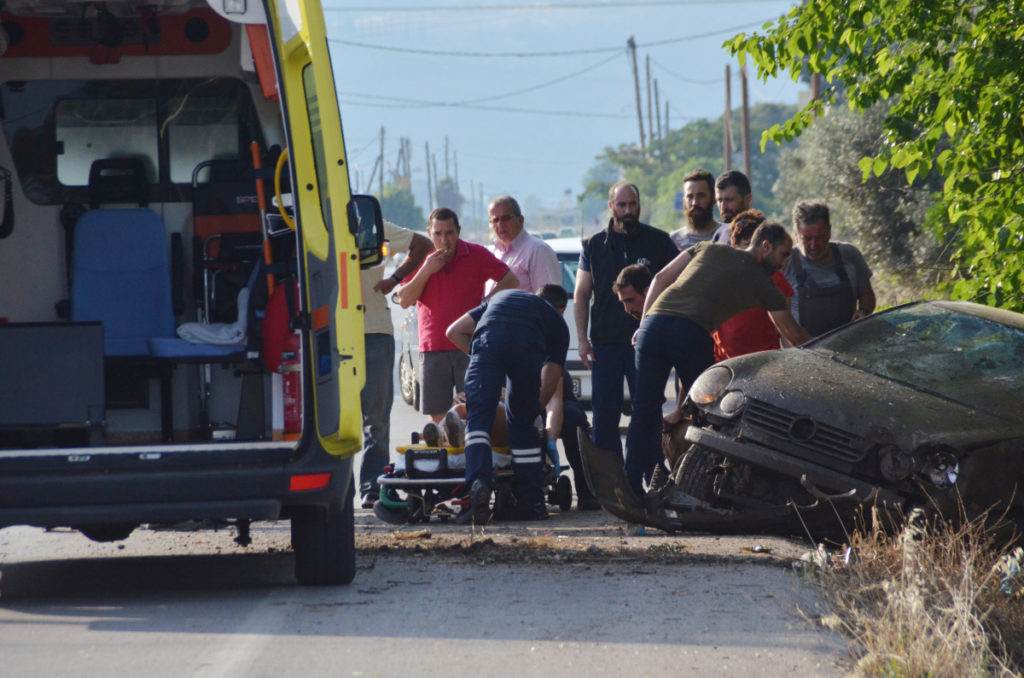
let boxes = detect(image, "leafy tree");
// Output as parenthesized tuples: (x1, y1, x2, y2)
(728, 0, 1024, 310)
(773, 100, 947, 301)
(380, 184, 425, 231)
(580, 103, 798, 231)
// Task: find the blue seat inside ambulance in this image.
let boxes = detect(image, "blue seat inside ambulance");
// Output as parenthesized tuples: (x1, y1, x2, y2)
(70, 157, 241, 360)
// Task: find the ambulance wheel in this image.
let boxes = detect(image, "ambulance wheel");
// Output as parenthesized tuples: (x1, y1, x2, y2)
(291, 481, 356, 586)
(556, 475, 573, 512)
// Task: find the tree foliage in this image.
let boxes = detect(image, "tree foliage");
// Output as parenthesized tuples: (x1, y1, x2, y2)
(380, 183, 425, 231)
(773, 100, 946, 301)
(580, 103, 798, 230)
(728, 0, 1024, 310)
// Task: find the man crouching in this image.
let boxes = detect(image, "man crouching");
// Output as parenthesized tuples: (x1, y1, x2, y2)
(445, 285, 570, 525)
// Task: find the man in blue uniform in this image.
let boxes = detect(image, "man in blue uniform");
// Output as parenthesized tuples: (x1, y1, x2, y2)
(446, 285, 570, 524)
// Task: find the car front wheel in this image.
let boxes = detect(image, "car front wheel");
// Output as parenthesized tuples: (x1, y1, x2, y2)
(399, 353, 419, 410)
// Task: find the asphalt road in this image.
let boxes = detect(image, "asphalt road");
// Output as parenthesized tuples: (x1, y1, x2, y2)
(0, 305, 848, 676)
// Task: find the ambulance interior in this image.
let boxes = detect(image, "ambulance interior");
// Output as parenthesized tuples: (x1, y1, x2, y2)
(0, 0, 315, 449)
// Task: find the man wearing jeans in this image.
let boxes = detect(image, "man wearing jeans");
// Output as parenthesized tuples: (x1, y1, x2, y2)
(574, 182, 675, 457)
(357, 221, 431, 508)
(623, 222, 810, 496)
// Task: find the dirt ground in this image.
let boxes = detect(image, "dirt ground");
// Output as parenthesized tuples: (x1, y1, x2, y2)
(354, 500, 820, 570)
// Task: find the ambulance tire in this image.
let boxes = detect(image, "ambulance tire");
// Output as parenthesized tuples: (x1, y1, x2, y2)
(291, 481, 356, 586)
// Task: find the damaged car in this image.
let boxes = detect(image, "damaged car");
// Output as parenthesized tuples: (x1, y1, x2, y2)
(580, 300, 1024, 536)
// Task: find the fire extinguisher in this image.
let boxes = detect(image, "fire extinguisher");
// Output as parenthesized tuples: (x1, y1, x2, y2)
(263, 278, 303, 441)
(280, 329, 302, 441)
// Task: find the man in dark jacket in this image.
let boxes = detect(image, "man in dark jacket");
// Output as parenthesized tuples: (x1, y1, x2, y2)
(573, 181, 676, 458)
(446, 286, 570, 525)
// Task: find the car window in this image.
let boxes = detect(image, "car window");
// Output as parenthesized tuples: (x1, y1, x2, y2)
(557, 253, 578, 294)
(810, 304, 1024, 418)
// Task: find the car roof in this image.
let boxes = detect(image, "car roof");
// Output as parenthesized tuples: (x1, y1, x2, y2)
(545, 237, 583, 255)
(927, 299, 1024, 330)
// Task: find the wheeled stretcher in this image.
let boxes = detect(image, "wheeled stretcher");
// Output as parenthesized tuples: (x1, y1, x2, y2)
(372, 436, 573, 525)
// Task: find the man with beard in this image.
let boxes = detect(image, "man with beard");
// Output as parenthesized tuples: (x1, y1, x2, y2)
(622, 222, 811, 496)
(709, 170, 754, 244)
(574, 182, 675, 458)
(669, 168, 718, 250)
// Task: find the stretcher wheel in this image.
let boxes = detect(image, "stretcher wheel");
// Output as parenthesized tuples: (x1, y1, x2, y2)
(556, 475, 573, 512)
(373, 499, 409, 525)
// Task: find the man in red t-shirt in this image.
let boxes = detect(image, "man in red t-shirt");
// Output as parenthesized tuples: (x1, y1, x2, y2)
(397, 207, 518, 422)
(712, 209, 795, 361)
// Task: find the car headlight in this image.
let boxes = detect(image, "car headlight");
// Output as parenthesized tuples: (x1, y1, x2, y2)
(689, 365, 733, 406)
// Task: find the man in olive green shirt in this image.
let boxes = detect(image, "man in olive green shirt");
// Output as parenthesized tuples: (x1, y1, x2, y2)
(623, 221, 810, 496)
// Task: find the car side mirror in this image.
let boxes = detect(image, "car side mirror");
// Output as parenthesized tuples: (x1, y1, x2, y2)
(348, 194, 385, 270)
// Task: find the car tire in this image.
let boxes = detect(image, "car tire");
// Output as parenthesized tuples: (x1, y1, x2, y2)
(291, 480, 356, 586)
(672, 445, 722, 505)
(78, 523, 136, 542)
(399, 353, 416, 407)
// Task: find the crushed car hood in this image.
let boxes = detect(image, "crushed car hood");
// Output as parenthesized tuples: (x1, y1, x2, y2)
(718, 348, 1024, 451)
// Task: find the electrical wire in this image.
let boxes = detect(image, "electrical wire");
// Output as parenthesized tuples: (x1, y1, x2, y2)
(327, 1, 791, 11)
(339, 92, 632, 118)
(328, 19, 777, 57)
(651, 57, 720, 85)
(454, 52, 622, 106)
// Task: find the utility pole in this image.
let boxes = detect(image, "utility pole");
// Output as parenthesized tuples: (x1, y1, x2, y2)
(425, 141, 433, 209)
(645, 54, 653, 144)
(444, 136, 449, 179)
(741, 65, 751, 180)
(379, 125, 384, 197)
(665, 100, 669, 134)
(432, 154, 440, 205)
(454, 150, 459, 197)
(627, 36, 645, 152)
(654, 78, 661, 140)
(723, 65, 732, 172)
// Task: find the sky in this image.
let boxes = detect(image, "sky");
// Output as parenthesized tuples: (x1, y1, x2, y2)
(324, 0, 802, 220)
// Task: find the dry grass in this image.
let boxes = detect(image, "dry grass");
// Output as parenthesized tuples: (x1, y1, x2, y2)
(805, 508, 1024, 677)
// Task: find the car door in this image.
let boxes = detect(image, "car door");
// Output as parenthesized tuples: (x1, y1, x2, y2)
(266, 0, 364, 455)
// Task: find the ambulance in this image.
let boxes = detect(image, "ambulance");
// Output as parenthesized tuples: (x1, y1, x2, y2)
(0, 0, 381, 585)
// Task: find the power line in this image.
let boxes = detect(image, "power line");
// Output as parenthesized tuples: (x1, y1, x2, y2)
(328, 20, 776, 58)
(651, 57, 720, 85)
(339, 92, 632, 118)
(327, 1, 788, 11)
(455, 52, 622, 106)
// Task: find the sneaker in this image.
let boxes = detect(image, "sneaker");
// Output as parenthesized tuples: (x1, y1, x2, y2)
(360, 492, 378, 509)
(455, 479, 492, 525)
(443, 409, 464, 448)
(422, 421, 442, 447)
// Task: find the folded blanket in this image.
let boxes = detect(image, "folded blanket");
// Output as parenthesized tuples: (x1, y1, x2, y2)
(176, 288, 249, 345)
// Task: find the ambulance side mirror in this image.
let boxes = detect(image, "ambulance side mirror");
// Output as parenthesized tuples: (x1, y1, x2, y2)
(349, 194, 385, 270)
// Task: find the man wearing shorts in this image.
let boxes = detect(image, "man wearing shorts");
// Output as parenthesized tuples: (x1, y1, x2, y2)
(397, 207, 518, 422)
